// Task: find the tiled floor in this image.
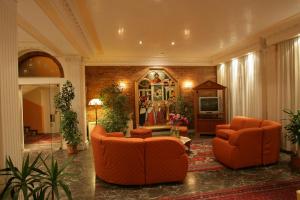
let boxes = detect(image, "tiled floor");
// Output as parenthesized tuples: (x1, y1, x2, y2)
(2, 137, 300, 200)
(41, 137, 300, 200)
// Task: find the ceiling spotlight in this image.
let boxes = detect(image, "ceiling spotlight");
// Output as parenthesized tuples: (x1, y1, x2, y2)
(171, 41, 175, 46)
(184, 29, 190, 36)
(139, 40, 143, 45)
(118, 27, 125, 35)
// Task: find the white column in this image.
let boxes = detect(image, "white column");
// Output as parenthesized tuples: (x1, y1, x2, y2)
(0, 0, 23, 168)
(63, 56, 87, 148)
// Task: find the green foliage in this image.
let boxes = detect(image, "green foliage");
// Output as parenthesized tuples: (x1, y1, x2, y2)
(36, 156, 72, 200)
(54, 81, 75, 113)
(54, 80, 81, 146)
(284, 110, 300, 145)
(175, 96, 193, 126)
(99, 83, 130, 132)
(0, 153, 73, 200)
(61, 110, 81, 145)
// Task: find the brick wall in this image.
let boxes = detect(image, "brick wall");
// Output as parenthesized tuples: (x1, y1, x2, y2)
(85, 66, 217, 127)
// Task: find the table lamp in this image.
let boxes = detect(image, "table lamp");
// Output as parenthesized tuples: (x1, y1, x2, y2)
(88, 98, 103, 124)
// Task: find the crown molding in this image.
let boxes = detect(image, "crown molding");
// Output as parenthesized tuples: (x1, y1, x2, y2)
(17, 15, 63, 55)
(84, 56, 214, 66)
(69, 0, 103, 54)
(34, 0, 90, 56)
(211, 12, 300, 65)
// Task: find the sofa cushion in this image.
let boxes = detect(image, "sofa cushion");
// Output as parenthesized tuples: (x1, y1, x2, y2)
(230, 116, 262, 130)
(216, 129, 237, 140)
(230, 116, 245, 130)
(242, 118, 262, 129)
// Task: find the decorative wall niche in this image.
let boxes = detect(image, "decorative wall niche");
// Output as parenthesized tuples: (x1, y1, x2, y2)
(135, 68, 178, 128)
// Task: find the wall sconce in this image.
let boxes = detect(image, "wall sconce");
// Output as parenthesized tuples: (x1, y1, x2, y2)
(183, 81, 193, 89)
(88, 98, 103, 124)
(118, 81, 127, 91)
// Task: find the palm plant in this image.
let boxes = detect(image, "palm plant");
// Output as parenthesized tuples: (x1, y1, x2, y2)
(37, 156, 72, 200)
(0, 153, 73, 200)
(0, 154, 42, 200)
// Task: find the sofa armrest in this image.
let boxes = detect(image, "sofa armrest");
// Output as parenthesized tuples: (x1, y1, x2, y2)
(107, 132, 124, 137)
(229, 128, 263, 146)
(216, 124, 230, 130)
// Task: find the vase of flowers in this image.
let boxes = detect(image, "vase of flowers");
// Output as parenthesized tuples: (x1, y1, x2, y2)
(169, 113, 189, 137)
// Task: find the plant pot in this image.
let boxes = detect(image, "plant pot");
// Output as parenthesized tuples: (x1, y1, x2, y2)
(67, 144, 78, 154)
(290, 154, 300, 169)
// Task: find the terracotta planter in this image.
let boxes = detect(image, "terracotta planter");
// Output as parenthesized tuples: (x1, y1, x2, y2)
(67, 144, 78, 154)
(290, 155, 300, 169)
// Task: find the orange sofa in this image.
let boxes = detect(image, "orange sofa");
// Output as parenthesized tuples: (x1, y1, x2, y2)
(212, 116, 281, 169)
(91, 125, 188, 185)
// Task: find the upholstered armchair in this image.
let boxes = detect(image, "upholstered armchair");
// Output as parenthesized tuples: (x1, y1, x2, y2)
(212, 116, 281, 169)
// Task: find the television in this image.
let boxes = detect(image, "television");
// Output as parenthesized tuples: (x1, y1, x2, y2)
(199, 97, 219, 114)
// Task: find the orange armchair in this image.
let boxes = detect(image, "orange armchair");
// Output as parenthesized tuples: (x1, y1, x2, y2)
(213, 116, 281, 169)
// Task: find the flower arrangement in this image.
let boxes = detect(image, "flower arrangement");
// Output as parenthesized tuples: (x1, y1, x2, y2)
(169, 113, 189, 126)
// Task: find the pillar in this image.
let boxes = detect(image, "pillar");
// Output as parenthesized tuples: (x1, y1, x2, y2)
(0, 0, 23, 169)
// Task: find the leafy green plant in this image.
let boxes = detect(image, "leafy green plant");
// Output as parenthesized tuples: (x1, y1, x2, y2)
(284, 110, 300, 146)
(54, 81, 75, 113)
(54, 80, 81, 147)
(61, 110, 81, 146)
(37, 156, 72, 200)
(99, 83, 130, 133)
(0, 154, 41, 200)
(0, 153, 73, 200)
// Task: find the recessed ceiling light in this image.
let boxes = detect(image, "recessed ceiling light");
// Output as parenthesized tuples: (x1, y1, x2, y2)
(118, 27, 125, 35)
(184, 29, 190, 36)
(139, 40, 143, 45)
(171, 41, 175, 46)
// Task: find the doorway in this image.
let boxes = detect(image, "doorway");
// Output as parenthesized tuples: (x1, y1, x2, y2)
(21, 84, 62, 151)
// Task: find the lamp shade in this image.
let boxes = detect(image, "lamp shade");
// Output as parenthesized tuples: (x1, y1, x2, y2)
(88, 98, 103, 106)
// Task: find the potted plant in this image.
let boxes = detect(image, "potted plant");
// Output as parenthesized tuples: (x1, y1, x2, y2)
(284, 110, 300, 167)
(61, 110, 81, 154)
(54, 80, 81, 154)
(99, 83, 130, 133)
(0, 153, 73, 200)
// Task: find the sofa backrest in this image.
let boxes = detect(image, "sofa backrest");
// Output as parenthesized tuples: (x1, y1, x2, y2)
(260, 120, 282, 165)
(144, 137, 188, 184)
(230, 116, 262, 130)
(91, 127, 188, 185)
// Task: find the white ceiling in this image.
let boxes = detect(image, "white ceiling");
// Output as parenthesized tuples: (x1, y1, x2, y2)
(17, 0, 300, 65)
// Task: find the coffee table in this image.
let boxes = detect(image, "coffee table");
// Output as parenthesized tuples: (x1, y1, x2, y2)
(179, 136, 192, 152)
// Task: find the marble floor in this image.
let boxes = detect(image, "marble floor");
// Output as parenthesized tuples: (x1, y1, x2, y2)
(44, 137, 300, 200)
(2, 137, 300, 200)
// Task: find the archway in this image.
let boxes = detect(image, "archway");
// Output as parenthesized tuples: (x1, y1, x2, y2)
(18, 51, 64, 150)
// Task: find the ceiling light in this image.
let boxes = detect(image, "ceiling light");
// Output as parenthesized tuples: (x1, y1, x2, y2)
(118, 27, 125, 35)
(184, 29, 190, 37)
(171, 41, 175, 46)
(139, 40, 143, 45)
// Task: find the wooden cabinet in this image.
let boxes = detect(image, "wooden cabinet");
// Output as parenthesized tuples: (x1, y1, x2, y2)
(196, 119, 225, 134)
(193, 81, 226, 135)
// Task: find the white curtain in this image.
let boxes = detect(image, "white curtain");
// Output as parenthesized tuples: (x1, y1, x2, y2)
(217, 52, 263, 122)
(275, 37, 300, 151)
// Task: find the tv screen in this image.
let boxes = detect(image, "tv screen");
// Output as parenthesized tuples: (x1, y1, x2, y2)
(199, 97, 219, 113)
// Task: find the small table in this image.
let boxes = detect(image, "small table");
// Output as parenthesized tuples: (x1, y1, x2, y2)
(179, 136, 192, 152)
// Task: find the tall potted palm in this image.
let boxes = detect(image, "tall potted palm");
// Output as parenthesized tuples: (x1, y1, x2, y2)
(284, 110, 300, 167)
(55, 80, 81, 154)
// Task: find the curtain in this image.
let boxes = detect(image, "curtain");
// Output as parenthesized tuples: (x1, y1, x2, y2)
(275, 37, 300, 151)
(217, 52, 263, 122)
